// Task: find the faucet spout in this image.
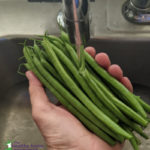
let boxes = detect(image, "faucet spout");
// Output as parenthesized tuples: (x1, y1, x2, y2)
(57, 0, 90, 45)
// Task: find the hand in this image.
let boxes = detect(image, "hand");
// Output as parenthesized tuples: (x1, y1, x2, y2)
(26, 47, 133, 150)
(85, 47, 133, 92)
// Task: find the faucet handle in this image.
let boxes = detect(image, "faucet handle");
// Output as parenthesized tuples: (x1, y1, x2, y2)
(122, 0, 150, 24)
(131, 0, 150, 9)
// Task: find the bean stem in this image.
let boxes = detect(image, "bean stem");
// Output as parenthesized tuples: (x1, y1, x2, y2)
(135, 96, 150, 113)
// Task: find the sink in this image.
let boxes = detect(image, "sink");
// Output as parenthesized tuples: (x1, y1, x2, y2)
(0, 38, 150, 150)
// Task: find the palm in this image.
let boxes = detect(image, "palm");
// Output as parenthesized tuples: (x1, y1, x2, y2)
(34, 101, 122, 150)
(35, 103, 91, 149)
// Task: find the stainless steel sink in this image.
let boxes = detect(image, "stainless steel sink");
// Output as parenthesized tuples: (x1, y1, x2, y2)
(0, 38, 150, 150)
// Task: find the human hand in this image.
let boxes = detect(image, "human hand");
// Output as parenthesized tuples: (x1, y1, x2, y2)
(26, 47, 133, 150)
(85, 47, 133, 93)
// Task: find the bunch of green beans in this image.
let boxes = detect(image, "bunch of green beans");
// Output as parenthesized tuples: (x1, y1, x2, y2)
(21, 31, 150, 150)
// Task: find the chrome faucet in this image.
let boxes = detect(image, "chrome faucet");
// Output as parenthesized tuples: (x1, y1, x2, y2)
(57, 0, 90, 45)
(131, 0, 150, 9)
(122, 0, 150, 24)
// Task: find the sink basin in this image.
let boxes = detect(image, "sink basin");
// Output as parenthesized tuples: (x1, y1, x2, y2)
(0, 38, 150, 150)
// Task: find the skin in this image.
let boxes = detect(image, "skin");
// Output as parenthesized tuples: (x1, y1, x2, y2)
(26, 47, 133, 150)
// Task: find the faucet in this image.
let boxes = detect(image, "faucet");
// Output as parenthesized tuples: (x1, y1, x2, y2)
(131, 0, 150, 9)
(122, 0, 150, 24)
(57, 0, 90, 45)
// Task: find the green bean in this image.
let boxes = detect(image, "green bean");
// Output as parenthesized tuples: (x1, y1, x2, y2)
(33, 40, 42, 59)
(81, 69, 148, 137)
(60, 30, 71, 44)
(135, 96, 150, 113)
(90, 74, 148, 138)
(32, 43, 62, 82)
(40, 58, 63, 83)
(90, 73, 148, 127)
(41, 50, 72, 83)
(33, 43, 49, 64)
(65, 42, 79, 68)
(147, 118, 150, 122)
(24, 63, 31, 70)
(52, 41, 114, 115)
(24, 49, 122, 142)
(46, 39, 119, 123)
(125, 127, 141, 145)
(42, 38, 132, 139)
(22, 34, 150, 147)
(37, 57, 124, 141)
(122, 125, 139, 150)
(23, 47, 34, 67)
(89, 74, 149, 139)
(52, 40, 69, 56)
(24, 62, 116, 146)
(81, 69, 127, 118)
(86, 64, 114, 93)
(130, 137, 139, 150)
(79, 45, 86, 72)
(41, 51, 50, 62)
(85, 52, 147, 118)
(131, 132, 141, 145)
(46, 35, 64, 45)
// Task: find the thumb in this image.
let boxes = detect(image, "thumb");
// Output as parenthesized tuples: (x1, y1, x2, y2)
(26, 71, 55, 113)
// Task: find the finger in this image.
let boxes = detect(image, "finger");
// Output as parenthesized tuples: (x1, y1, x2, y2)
(108, 64, 123, 81)
(85, 47, 96, 58)
(112, 143, 124, 150)
(26, 71, 55, 110)
(95, 53, 111, 69)
(120, 77, 133, 93)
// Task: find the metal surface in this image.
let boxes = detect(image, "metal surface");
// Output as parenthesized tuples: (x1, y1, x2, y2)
(107, 0, 150, 32)
(57, 0, 90, 44)
(122, 0, 150, 24)
(0, 38, 150, 149)
(1, 0, 150, 39)
(131, 0, 150, 9)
